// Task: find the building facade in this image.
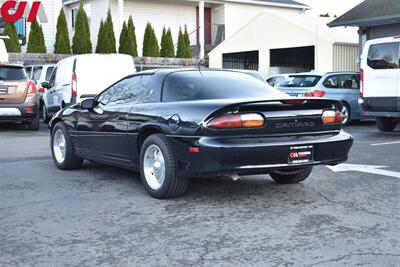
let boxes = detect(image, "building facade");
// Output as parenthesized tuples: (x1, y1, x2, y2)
(62, 0, 308, 57)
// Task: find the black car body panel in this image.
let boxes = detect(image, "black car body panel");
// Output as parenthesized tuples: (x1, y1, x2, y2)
(50, 69, 353, 175)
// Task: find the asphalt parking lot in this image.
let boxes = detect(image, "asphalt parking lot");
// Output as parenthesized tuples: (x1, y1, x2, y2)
(1, 122, 399, 266)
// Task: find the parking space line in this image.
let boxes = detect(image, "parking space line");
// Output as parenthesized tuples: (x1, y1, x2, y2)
(371, 141, 400, 146)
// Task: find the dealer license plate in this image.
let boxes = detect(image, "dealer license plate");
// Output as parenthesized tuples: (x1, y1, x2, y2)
(288, 145, 314, 164)
(0, 86, 8, 94)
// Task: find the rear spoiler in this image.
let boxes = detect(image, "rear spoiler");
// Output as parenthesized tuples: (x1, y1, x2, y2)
(204, 98, 343, 122)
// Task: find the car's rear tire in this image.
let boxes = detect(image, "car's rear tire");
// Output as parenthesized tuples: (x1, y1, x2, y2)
(376, 117, 397, 132)
(51, 122, 83, 170)
(140, 134, 188, 199)
(28, 112, 40, 131)
(341, 103, 351, 125)
(270, 167, 313, 184)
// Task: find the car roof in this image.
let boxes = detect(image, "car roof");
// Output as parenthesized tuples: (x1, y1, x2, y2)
(0, 63, 24, 68)
(25, 63, 56, 67)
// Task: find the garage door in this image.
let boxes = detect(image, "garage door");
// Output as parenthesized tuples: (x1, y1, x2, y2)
(222, 51, 259, 70)
(270, 46, 315, 74)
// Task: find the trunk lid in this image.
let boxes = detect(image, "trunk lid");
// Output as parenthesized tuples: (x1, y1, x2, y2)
(0, 65, 29, 104)
(278, 87, 313, 97)
(202, 98, 343, 136)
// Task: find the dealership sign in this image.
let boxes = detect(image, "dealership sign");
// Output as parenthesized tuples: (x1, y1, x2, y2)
(0, 1, 47, 23)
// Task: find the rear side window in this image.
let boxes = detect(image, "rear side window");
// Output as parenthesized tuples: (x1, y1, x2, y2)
(163, 71, 285, 102)
(33, 66, 43, 80)
(367, 43, 399, 69)
(0, 66, 27, 80)
(277, 75, 322, 88)
(45, 67, 54, 81)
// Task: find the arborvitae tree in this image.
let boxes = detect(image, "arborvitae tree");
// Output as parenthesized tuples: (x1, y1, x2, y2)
(160, 27, 174, 58)
(142, 22, 159, 57)
(72, 1, 92, 54)
(54, 8, 71, 54)
(95, 20, 105, 53)
(183, 25, 192, 58)
(127, 16, 138, 57)
(176, 27, 185, 58)
(27, 21, 46, 53)
(104, 9, 116, 53)
(3, 22, 21, 52)
(118, 22, 128, 54)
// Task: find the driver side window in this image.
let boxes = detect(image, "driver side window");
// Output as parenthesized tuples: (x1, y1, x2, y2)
(48, 67, 57, 88)
(97, 75, 150, 106)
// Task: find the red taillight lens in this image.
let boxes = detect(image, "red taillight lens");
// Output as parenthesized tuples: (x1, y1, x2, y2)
(39, 87, 45, 93)
(27, 81, 36, 94)
(360, 68, 364, 97)
(207, 113, 265, 129)
(281, 99, 306, 105)
(322, 110, 344, 124)
(25, 107, 34, 113)
(71, 72, 77, 97)
(305, 90, 326, 97)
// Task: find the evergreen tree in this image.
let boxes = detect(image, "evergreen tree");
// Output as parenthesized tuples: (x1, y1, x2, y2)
(3, 22, 21, 52)
(95, 20, 105, 53)
(127, 16, 138, 57)
(72, 1, 92, 54)
(183, 25, 192, 58)
(27, 21, 46, 53)
(118, 21, 128, 54)
(142, 22, 159, 57)
(104, 9, 116, 53)
(160, 27, 174, 58)
(176, 27, 185, 58)
(54, 8, 71, 54)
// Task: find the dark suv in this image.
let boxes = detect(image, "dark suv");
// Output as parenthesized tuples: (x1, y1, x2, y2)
(0, 63, 40, 130)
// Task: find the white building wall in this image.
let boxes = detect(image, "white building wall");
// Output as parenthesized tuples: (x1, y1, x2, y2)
(223, 3, 304, 38)
(22, 0, 63, 53)
(209, 13, 333, 76)
(91, 0, 109, 51)
(333, 44, 359, 72)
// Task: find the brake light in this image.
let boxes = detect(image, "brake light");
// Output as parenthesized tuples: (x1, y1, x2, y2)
(27, 81, 36, 94)
(207, 113, 265, 129)
(322, 110, 344, 124)
(71, 72, 77, 97)
(304, 90, 326, 97)
(360, 68, 364, 97)
(282, 99, 306, 105)
(38, 87, 45, 93)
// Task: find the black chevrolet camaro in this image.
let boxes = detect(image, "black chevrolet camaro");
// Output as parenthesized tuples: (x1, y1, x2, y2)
(49, 69, 353, 198)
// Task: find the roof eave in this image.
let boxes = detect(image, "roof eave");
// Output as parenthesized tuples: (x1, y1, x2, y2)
(329, 14, 400, 28)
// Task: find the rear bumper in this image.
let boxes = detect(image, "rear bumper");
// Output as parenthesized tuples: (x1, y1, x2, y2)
(0, 102, 39, 123)
(168, 131, 353, 176)
(362, 110, 400, 118)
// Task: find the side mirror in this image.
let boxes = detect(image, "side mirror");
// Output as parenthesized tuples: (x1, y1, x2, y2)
(81, 99, 97, 110)
(41, 82, 49, 89)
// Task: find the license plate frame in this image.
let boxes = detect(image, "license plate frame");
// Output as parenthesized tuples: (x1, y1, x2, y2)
(0, 86, 8, 94)
(288, 145, 314, 165)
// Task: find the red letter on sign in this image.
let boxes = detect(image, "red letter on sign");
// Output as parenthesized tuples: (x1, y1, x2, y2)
(27, 1, 42, 22)
(1, 1, 27, 23)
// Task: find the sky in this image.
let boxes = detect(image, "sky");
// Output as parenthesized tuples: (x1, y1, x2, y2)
(297, 0, 364, 18)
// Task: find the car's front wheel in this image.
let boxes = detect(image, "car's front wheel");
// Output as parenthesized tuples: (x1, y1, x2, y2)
(270, 167, 313, 184)
(376, 117, 398, 132)
(51, 122, 83, 170)
(140, 134, 188, 199)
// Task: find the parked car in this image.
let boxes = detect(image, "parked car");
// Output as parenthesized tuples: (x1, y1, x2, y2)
(25, 64, 55, 111)
(275, 72, 363, 124)
(42, 54, 136, 123)
(0, 63, 40, 130)
(360, 36, 400, 132)
(49, 69, 353, 199)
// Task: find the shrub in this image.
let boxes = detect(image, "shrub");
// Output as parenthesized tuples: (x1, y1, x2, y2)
(127, 16, 138, 57)
(54, 8, 71, 54)
(72, 0, 92, 54)
(160, 27, 175, 57)
(3, 22, 21, 52)
(142, 22, 159, 57)
(27, 21, 46, 53)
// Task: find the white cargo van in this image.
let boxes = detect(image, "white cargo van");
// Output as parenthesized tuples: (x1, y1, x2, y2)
(360, 36, 400, 132)
(42, 54, 136, 122)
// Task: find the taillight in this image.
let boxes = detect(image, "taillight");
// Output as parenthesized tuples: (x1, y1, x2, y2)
(322, 110, 344, 124)
(38, 87, 45, 93)
(304, 90, 326, 97)
(281, 99, 306, 105)
(360, 68, 364, 97)
(27, 81, 36, 95)
(71, 72, 77, 97)
(207, 113, 265, 129)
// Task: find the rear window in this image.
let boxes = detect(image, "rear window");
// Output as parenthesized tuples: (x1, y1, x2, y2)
(367, 43, 399, 69)
(162, 71, 285, 102)
(0, 66, 27, 80)
(45, 67, 54, 81)
(277, 75, 322, 88)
